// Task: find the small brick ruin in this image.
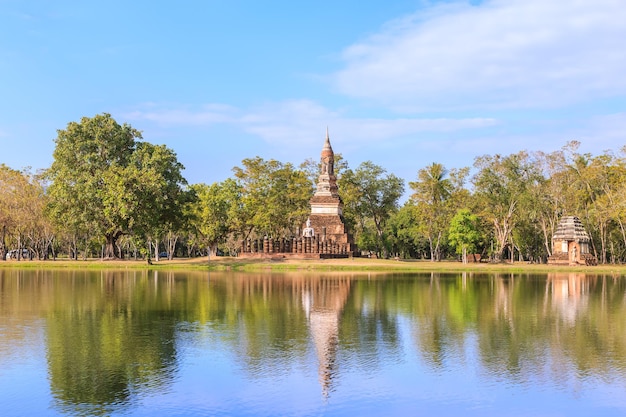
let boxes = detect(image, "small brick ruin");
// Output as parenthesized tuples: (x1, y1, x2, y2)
(240, 129, 356, 259)
(547, 216, 597, 266)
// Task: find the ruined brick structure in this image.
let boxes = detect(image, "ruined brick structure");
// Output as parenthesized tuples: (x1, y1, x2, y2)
(547, 216, 597, 266)
(240, 130, 356, 258)
(306, 129, 356, 253)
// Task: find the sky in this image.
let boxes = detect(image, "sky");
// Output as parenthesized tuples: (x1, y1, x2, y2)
(1, 0, 625, 188)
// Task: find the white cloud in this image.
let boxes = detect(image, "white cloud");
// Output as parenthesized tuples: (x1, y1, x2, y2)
(333, 0, 626, 110)
(125, 99, 497, 150)
(123, 103, 238, 126)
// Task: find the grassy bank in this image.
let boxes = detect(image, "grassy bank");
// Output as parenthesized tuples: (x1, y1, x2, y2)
(1, 256, 626, 275)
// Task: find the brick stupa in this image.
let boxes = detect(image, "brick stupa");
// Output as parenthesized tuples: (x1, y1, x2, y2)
(239, 130, 356, 258)
(306, 130, 356, 254)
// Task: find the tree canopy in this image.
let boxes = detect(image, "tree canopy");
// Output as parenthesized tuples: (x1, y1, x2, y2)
(46, 113, 188, 258)
(5, 114, 626, 265)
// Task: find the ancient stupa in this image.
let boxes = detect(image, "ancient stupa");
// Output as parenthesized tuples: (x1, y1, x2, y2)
(547, 216, 597, 266)
(240, 130, 356, 258)
(305, 129, 355, 254)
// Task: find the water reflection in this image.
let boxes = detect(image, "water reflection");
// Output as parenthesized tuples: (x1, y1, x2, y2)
(547, 272, 590, 323)
(1, 269, 626, 416)
(302, 277, 351, 397)
(45, 270, 180, 415)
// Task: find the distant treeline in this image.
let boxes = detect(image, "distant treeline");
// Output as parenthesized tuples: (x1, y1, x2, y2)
(1, 113, 624, 264)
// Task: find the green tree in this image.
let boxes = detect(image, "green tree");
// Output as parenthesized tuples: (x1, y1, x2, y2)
(232, 157, 312, 239)
(0, 166, 51, 260)
(386, 203, 427, 259)
(448, 208, 481, 263)
(472, 151, 541, 262)
(340, 161, 404, 257)
(0, 165, 24, 259)
(188, 179, 243, 258)
(129, 142, 191, 261)
(409, 163, 468, 261)
(46, 114, 187, 259)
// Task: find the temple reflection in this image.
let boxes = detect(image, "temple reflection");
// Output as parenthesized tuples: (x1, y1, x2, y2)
(546, 273, 590, 324)
(301, 277, 352, 398)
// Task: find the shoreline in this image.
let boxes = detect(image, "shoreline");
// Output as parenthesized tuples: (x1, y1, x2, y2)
(1, 257, 625, 275)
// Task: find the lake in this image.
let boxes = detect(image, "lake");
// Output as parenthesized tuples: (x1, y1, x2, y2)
(1, 269, 625, 416)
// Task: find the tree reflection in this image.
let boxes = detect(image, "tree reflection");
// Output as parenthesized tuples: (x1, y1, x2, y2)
(395, 272, 626, 384)
(45, 270, 180, 415)
(3, 269, 626, 412)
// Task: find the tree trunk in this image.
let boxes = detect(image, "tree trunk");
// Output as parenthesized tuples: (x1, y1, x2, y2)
(187, 241, 196, 258)
(166, 232, 178, 260)
(104, 231, 122, 259)
(0, 224, 5, 261)
(428, 236, 435, 261)
(599, 221, 607, 264)
(540, 218, 552, 257)
(153, 240, 160, 261)
(208, 243, 219, 257)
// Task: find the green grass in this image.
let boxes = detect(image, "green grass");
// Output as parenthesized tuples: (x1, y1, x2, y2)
(1, 256, 625, 275)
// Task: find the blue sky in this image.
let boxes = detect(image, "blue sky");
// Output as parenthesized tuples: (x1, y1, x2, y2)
(1, 0, 625, 187)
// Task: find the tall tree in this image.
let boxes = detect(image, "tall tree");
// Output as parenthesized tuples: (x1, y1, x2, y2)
(129, 142, 191, 260)
(409, 163, 468, 261)
(46, 113, 187, 259)
(448, 208, 481, 264)
(472, 151, 542, 262)
(232, 157, 312, 239)
(0, 165, 47, 260)
(188, 179, 243, 258)
(340, 161, 404, 257)
(0, 164, 22, 259)
(386, 203, 427, 259)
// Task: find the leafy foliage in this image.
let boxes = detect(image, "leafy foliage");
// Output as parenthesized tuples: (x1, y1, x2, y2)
(8, 117, 626, 264)
(46, 114, 187, 258)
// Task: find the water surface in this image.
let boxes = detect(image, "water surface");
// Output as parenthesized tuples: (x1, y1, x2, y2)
(1, 269, 625, 416)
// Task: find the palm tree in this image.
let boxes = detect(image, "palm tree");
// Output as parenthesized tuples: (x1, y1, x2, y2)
(409, 163, 454, 261)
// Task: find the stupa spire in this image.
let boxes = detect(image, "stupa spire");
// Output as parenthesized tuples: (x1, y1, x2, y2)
(315, 128, 337, 197)
(325, 127, 330, 143)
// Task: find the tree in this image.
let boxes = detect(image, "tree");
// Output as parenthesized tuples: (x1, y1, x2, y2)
(340, 161, 404, 257)
(472, 151, 541, 262)
(232, 157, 312, 239)
(46, 113, 187, 259)
(409, 163, 468, 261)
(128, 142, 191, 261)
(386, 203, 428, 259)
(0, 164, 23, 259)
(448, 209, 481, 264)
(0, 165, 49, 260)
(188, 179, 243, 258)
